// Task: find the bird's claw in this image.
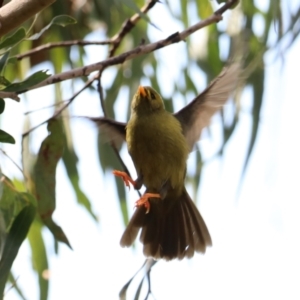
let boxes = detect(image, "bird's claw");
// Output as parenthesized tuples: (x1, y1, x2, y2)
(135, 193, 161, 214)
(113, 170, 134, 189)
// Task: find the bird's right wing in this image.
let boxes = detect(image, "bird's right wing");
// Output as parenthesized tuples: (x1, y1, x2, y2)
(86, 117, 127, 146)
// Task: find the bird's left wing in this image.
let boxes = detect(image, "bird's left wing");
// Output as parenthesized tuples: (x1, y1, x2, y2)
(174, 62, 241, 151)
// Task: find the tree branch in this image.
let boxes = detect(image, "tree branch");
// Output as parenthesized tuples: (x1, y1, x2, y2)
(15, 40, 113, 60)
(0, 0, 56, 37)
(109, 0, 160, 57)
(15, 0, 159, 61)
(19, 0, 239, 94)
(0, 91, 20, 101)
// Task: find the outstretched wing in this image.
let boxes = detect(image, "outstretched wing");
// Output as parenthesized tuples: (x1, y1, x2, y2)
(174, 63, 241, 151)
(87, 117, 127, 145)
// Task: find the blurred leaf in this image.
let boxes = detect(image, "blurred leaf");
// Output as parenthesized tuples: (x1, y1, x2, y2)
(0, 28, 26, 51)
(43, 218, 72, 249)
(3, 70, 50, 93)
(0, 197, 36, 298)
(0, 99, 4, 114)
(0, 176, 25, 233)
(28, 15, 77, 41)
(33, 118, 71, 248)
(115, 176, 128, 225)
(61, 118, 97, 221)
(0, 76, 11, 89)
(0, 129, 15, 144)
(8, 272, 27, 300)
(0, 52, 10, 74)
(119, 259, 157, 300)
(239, 66, 264, 184)
(27, 220, 49, 300)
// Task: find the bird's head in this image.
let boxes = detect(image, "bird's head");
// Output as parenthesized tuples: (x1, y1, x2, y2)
(131, 86, 164, 113)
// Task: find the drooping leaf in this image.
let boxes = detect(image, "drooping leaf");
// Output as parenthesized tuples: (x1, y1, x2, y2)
(28, 15, 77, 41)
(3, 70, 50, 93)
(0, 130, 15, 144)
(0, 195, 36, 298)
(0, 28, 26, 51)
(8, 272, 27, 300)
(119, 259, 157, 300)
(27, 220, 49, 300)
(0, 76, 11, 89)
(0, 52, 10, 74)
(0, 99, 4, 114)
(33, 118, 71, 248)
(43, 218, 71, 248)
(61, 117, 97, 221)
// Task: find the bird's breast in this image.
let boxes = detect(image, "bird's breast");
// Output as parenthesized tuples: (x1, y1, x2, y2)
(126, 112, 189, 192)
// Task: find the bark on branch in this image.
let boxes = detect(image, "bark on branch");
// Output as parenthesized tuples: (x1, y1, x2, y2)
(0, 0, 56, 37)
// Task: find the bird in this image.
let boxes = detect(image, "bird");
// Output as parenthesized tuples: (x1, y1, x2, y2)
(89, 62, 240, 260)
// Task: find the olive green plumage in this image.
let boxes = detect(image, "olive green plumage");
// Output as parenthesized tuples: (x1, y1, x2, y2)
(89, 63, 240, 260)
(126, 87, 188, 196)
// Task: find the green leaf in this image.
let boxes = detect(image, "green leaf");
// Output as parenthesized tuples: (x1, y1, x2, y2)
(0, 200, 36, 297)
(52, 15, 77, 27)
(28, 15, 77, 40)
(0, 76, 11, 89)
(43, 218, 71, 248)
(3, 70, 50, 93)
(0, 52, 10, 74)
(33, 118, 71, 248)
(27, 220, 49, 300)
(0, 99, 4, 114)
(0, 129, 15, 144)
(61, 118, 98, 221)
(33, 118, 64, 219)
(0, 28, 26, 50)
(8, 272, 27, 300)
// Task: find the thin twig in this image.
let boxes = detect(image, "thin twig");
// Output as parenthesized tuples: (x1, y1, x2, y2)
(109, 0, 160, 57)
(22, 76, 96, 137)
(15, 0, 160, 61)
(18, 0, 237, 94)
(15, 40, 113, 60)
(0, 148, 26, 179)
(24, 100, 70, 115)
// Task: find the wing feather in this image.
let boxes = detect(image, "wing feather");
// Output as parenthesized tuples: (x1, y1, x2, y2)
(175, 63, 241, 151)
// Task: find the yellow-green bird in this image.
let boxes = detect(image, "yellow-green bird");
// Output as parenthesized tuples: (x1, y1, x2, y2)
(90, 63, 240, 260)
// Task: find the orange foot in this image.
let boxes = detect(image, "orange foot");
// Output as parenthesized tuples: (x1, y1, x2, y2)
(135, 193, 161, 214)
(113, 170, 135, 189)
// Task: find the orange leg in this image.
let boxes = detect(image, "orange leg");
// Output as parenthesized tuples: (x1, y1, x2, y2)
(113, 170, 135, 189)
(135, 193, 161, 214)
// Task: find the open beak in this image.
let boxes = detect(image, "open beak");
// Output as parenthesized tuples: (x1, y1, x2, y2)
(138, 86, 147, 97)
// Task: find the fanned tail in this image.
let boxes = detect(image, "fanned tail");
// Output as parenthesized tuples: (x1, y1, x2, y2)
(120, 188, 212, 260)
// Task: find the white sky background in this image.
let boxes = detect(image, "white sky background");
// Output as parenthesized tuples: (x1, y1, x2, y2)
(2, 1, 300, 299)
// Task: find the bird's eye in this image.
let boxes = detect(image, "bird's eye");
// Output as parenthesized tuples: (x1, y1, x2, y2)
(150, 92, 156, 100)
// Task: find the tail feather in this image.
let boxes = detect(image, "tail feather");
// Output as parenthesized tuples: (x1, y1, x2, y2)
(120, 187, 212, 260)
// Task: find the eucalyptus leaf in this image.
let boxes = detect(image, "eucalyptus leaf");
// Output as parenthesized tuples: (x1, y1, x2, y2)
(0, 28, 26, 50)
(28, 15, 77, 40)
(0, 201, 36, 298)
(0, 99, 4, 114)
(0, 76, 11, 89)
(0, 130, 15, 144)
(0, 52, 10, 74)
(27, 220, 49, 300)
(3, 70, 50, 93)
